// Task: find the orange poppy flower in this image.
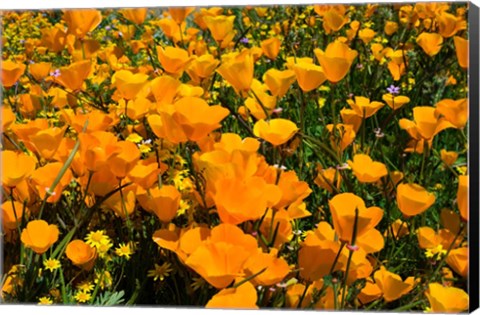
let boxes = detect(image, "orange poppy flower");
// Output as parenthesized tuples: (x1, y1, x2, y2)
(186, 54, 220, 84)
(314, 41, 358, 83)
(314, 164, 342, 193)
(150, 75, 181, 105)
(2, 60, 26, 87)
(128, 161, 165, 190)
(79, 131, 120, 172)
(63, 9, 102, 39)
(440, 149, 458, 166)
(28, 126, 67, 160)
(358, 279, 382, 304)
(253, 119, 298, 146)
(157, 46, 192, 76)
(329, 193, 383, 244)
(326, 123, 356, 152)
(66, 240, 97, 271)
(454, 36, 468, 69)
(111, 69, 149, 100)
(425, 283, 468, 313)
(103, 185, 136, 218)
(2, 201, 26, 230)
(259, 209, 293, 248)
(173, 96, 230, 142)
(168, 7, 195, 24)
(120, 8, 148, 25)
(446, 247, 468, 278)
(292, 62, 327, 92)
(384, 21, 398, 35)
(30, 162, 73, 203)
(203, 15, 236, 43)
(457, 175, 468, 221)
(322, 8, 349, 34)
(399, 106, 454, 140)
(213, 176, 281, 225)
(206, 281, 258, 309)
(29, 62, 52, 81)
(1, 150, 37, 189)
(436, 12, 463, 38)
(185, 224, 257, 289)
(347, 96, 384, 118)
(217, 50, 254, 96)
(54, 60, 91, 91)
(435, 98, 468, 129)
(340, 108, 363, 132)
(263, 68, 296, 98)
(374, 266, 415, 302)
(416, 32, 443, 56)
(261, 37, 281, 60)
(275, 170, 311, 209)
(109, 141, 141, 179)
(299, 222, 345, 281)
(381, 94, 410, 110)
(142, 185, 181, 223)
(243, 248, 290, 286)
(396, 183, 435, 217)
(347, 154, 388, 183)
(358, 28, 376, 44)
(40, 26, 67, 52)
(20, 220, 59, 254)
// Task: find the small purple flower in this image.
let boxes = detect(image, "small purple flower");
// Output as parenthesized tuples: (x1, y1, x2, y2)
(105, 25, 111, 31)
(387, 84, 400, 95)
(240, 37, 249, 44)
(356, 63, 363, 69)
(50, 69, 61, 78)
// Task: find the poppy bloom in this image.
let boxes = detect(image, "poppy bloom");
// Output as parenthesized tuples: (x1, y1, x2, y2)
(243, 249, 290, 286)
(141, 185, 181, 223)
(454, 36, 468, 69)
(457, 175, 468, 221)
(261, 37, 281, 60)
(2, 201, 26, 230)
(446, 247, 468, 278)
(2, 60, 26, 87)
(185, 224, 257, 289)
(186, 54, 220, 84)
(374, 266, 415, 302)
(173, 97, 230, 142)
(384, 21, 398, 35)
(206, 281, 258, 309)
(315, 41, 358, 83)
(416, 32, 443, 56)
(63, 9, 102, 38)
(358, 28, 376, 44)
(399, 106, 454, 141)
(340, 108, 363, 132)
(347, 96, 384, 118)
(216, 50, 254, 95)
(322, 8, 349, 34)
(425, 283, 468, 313)
(157, 46, 192, 76)
(54, 60, 92, 91)
(111, 70, 149, 100)
(109, 141, 141, 179)
(381, 94, 410, 110)
(292, 61, 327, 92)
(396, 183, 435, 217)
(119, 8, 148, 25)
(21, 220, 59, 254)
(28, 126, 67, 160)
(66, 240, 97, 271)
(435, 98, 468, 129)
(263, 68, 296, 98)
(203, 15, 236, 43)
(253, 118, 298, 146)
(326, 123, 356, 152)
(1, 150, 37, 188)
(29, 62, 52, 81)
(440, 149, 458, 166)
(314, 164, 342, 193)
(30, 162, 73, 203)
(347, 154, 388, 183)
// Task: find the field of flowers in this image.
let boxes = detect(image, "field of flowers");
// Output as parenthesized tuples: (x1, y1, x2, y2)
(0, 3, 471, 311)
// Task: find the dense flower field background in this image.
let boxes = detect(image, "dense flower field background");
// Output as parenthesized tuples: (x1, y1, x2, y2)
(0, 3, 470, 311)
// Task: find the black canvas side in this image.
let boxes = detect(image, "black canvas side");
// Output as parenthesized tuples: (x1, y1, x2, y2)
(468, 1, 480, 312)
